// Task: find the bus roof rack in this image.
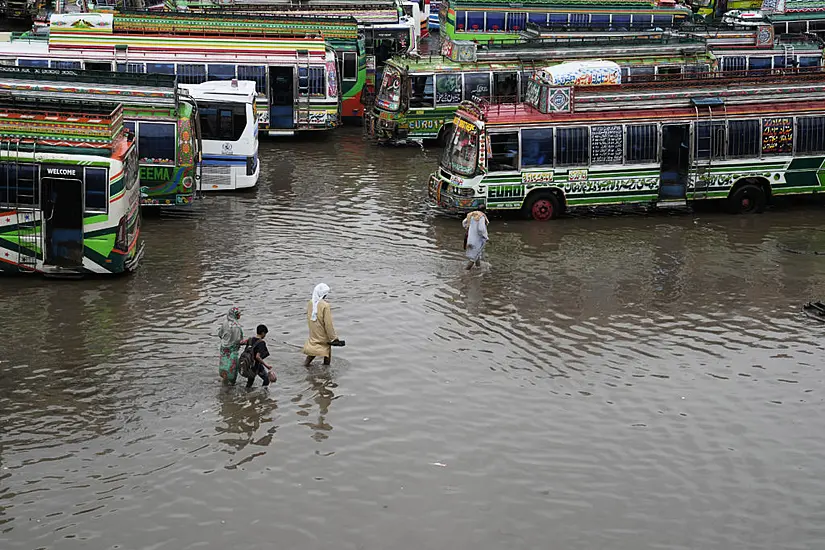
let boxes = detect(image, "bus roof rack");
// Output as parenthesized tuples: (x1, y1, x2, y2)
(0, 98, 124, 147)
(0, 65, 178, 89)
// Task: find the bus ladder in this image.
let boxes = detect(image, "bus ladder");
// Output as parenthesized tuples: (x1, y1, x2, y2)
(296, 49, 312, 130)
(11, 141, 41, 273)
(783, 44, 796, 69)
(692, 100, 728, 201)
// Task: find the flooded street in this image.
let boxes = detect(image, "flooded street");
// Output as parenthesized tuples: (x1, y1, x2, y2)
(4, 127, 825, 549)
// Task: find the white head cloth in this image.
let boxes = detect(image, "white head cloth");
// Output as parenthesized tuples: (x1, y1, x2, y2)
(311, 283, 330, 321)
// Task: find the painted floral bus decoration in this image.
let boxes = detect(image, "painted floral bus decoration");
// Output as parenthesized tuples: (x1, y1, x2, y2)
(430, 63, 825, 220)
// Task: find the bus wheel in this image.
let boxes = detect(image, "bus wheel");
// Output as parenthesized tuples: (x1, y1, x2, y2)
(728, 184, 766, 214)
(524, 192, 560, 221)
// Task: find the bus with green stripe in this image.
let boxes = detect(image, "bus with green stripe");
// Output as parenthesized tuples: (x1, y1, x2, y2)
(0, 66, 202, 208)
(141, 3, 418, 119)
(429, 62, 825, 220)
(0, 12, 342, 136)
(0, 98, 143, 276)
(438, 0, 691, 43)
(366, 33, 715, 144)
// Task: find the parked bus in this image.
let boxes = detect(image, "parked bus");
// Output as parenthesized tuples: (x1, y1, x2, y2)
(132, 3, 414, 119)
(429, 63, 825, 220)
(438, 0, 692, 43)
(366, 33, 715, 144)
(181, 80, 260, 191)
(0, 12, 341, 136)
(0, 65, 202, 207)
(706, 31, 824, 72)
(0, 98, 143, 276)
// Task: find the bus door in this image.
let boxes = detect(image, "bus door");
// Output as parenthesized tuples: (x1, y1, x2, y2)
(269, 66, 294, 129)
(41, 167, 84, 268)
(659, 124, 690, 201)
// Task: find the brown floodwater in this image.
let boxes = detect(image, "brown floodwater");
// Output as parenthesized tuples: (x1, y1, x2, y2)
(3, 127, 825, 549)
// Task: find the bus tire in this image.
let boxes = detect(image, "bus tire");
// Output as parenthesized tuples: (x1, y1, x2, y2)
(523, 191, 560, 221)
(727, 183, 766, 214)
(437, 124, 453, 147)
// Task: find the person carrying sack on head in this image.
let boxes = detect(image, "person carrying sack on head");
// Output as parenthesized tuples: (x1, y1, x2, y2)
(302, 283, 345, 366)
(462, 205, 489, 270)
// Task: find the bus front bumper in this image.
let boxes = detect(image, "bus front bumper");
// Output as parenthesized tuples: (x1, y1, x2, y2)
(427, 173, 484, 211)
(365, 112, 409, 144)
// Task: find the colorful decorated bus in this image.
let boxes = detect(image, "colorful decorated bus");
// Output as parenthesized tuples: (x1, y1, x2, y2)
(0, 12, 341, 135)
(0, 98, 143, 276)
(438, 0, 692, 43)
(366, 33, 715, 144)
(0, 66, 201, 207)
(116, 4, 412, 120)
(429, 63, 825, 220)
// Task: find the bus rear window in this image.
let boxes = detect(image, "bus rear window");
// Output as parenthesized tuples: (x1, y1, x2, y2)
(199, 102, 247, 141)
(138, 122, 177, 163)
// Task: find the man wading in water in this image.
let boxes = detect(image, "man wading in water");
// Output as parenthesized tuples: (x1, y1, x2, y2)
(463, 205, 489, 269)
(302, 283, 344, 366)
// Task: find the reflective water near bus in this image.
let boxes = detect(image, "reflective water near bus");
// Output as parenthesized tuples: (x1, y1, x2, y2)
(3, 127, 825, 549)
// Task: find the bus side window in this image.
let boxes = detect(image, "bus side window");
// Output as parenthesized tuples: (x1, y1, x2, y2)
(556, 127, 589, 166)
(727, 120, 761, 158)
(626, 124, 657, 163)
(796, 116, 825, 154)
(493, 72, 518, 102)
(17, 59, 48, 67)
(178, 64, 207, 85)
(694, 122, 725, 160)
(521, 128, 553, 168)
(84, 167, 109, 213)
(463, 72, 491, 102)
(489, 132, 519, 172)
(147, 63, 175, 75)
(410, 74, 434, 108)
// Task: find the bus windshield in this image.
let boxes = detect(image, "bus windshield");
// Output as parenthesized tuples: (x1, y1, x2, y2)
(440, 118, 479, 177)
(376, 66, 402, 111)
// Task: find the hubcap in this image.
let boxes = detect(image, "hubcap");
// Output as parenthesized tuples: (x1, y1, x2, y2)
(532, 199, 554, 221)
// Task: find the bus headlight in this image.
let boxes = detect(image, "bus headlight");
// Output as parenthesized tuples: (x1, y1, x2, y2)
(182, 176, 193, 189)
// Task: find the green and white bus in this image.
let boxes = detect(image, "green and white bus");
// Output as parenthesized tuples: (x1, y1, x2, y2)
(0, 98, 143, 276)
(429, 63, 825, 220)
(366, 33, 715, 144)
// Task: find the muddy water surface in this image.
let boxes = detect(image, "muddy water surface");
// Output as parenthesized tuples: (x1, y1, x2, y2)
(3, 128, 825, 549)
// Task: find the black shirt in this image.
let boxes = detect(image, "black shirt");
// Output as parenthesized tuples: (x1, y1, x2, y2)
(248, 337, 270, 367)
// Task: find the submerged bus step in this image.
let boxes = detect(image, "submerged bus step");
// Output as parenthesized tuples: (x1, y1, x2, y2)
(656, 200, 688, 209)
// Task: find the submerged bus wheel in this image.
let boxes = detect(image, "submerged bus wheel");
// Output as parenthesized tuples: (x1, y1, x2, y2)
(524, 192, 560, 221)
(728, 183, 767, 214)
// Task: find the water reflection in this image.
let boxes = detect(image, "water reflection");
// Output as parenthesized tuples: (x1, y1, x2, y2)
(217, 387, 279, 469)
(296, 367, 339, 443)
